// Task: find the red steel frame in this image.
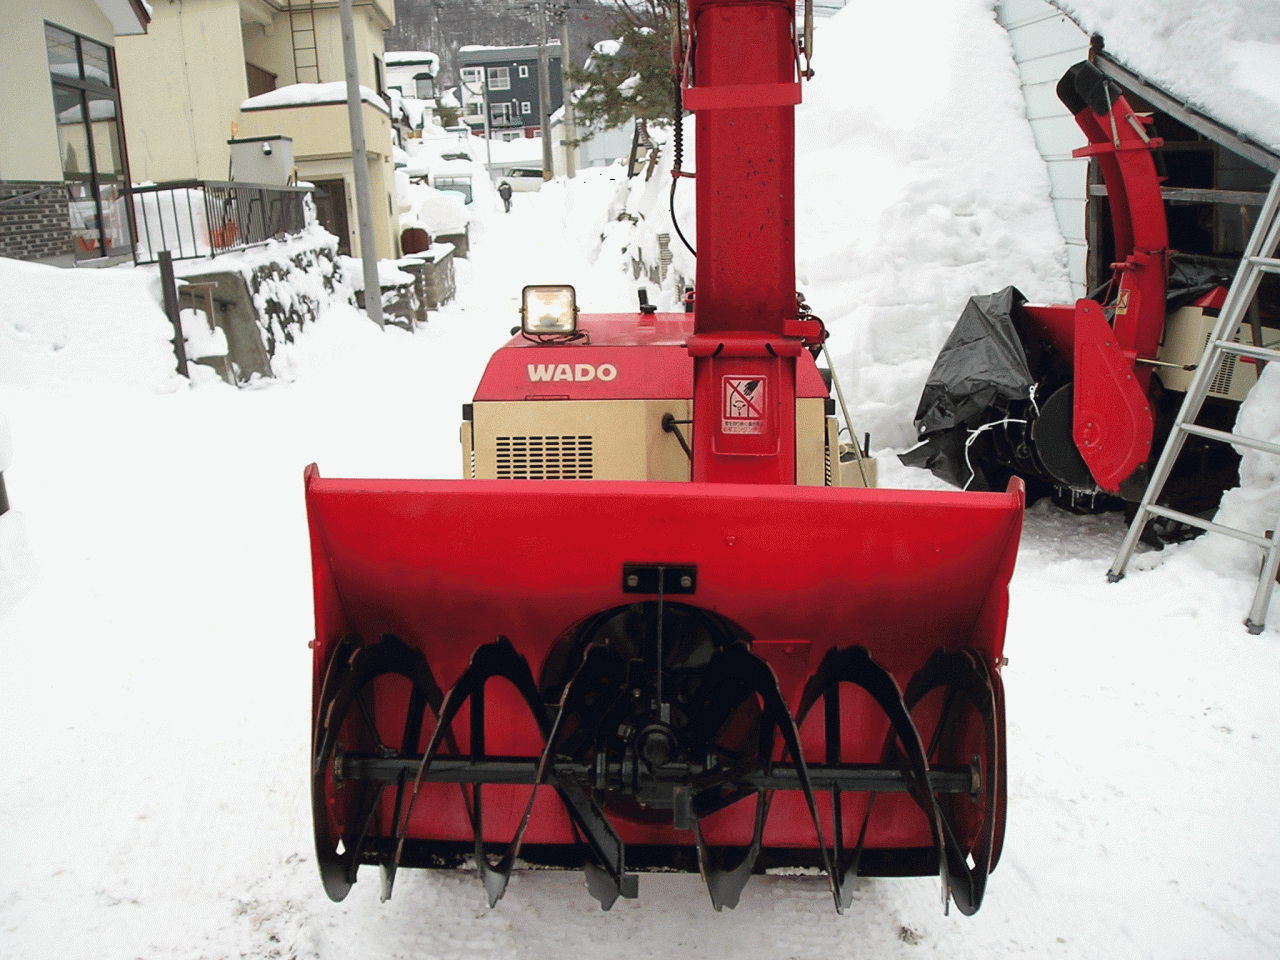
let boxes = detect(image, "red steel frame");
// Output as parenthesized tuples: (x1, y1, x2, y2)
(1022, 76, 1169, 493)
(683, 0, 822, 484)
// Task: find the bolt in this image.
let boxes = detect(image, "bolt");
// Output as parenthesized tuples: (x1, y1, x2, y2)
(626, 574, 639, 588)
(680, 575, 692, 589)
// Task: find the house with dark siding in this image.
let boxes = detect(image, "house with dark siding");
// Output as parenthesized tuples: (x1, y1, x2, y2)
(458, 44, 563, 141)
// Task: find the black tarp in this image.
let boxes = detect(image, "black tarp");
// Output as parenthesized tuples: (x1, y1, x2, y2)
(911, 286, 1035, 434)
(899, 286, 1036, 490)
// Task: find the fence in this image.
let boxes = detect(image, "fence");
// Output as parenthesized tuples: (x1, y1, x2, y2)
(131, 180, 311, 265)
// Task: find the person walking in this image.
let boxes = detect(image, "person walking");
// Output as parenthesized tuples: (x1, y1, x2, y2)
(498, 180, 513, 213)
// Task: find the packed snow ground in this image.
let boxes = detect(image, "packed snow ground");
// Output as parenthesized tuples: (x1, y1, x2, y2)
(3, 2, 1280, 958)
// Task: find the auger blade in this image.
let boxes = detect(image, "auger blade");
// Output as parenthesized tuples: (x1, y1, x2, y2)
(901, 648, 1002, 916)
(683, 642, 836, 911)
(312, 634, 444, 902)
(795, 645, 947, 911)
(394, 636, 550, 907)
(539, 643, 636, 908)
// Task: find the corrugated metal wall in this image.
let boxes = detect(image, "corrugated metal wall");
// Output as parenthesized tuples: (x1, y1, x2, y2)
(995, 0, 1090, 298)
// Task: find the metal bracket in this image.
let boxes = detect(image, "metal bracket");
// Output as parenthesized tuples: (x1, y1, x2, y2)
(621, 564, 697, 595)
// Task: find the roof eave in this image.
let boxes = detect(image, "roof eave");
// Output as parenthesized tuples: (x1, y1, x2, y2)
(1095, 51, 1279, 174)
(97, 0, 150, 36)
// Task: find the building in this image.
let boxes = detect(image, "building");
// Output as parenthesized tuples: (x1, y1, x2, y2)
(458, 44, 563, 142)
(386, 50, 439, 132)
(995, 0, 1280, 298)
(113, 0, 400, 259)
(1, 0, 149, 266)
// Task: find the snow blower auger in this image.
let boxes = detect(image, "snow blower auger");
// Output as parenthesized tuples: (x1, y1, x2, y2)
(904, 61, 1274, 521)
(306, 0, 1024, 917)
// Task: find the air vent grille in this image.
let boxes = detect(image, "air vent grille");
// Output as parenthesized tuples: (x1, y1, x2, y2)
(495, 435, 594, 479)
(1210, 352, 1237, 397)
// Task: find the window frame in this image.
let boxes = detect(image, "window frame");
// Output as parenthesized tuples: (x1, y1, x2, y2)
(44, 21, 134, 260)
(487, 66, 511, 91)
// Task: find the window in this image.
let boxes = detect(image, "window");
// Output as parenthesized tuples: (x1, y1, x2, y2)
(487, 66, 510, 91)
(520, 101, 531, 116)
(413, 73, 434, 100)
(373, 55, 385, 97)
(491, 102, 513, 125)
(518, 65, 529, 79)
(465, 102, 483, 117)
(246, 62, 277, 98)
(461, 67, 482, 83)
(45, 22, 132, 260)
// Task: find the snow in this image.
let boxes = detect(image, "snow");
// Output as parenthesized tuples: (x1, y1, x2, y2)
(385, 50, 440, 72)
(3, 2, 1280, 958)
(242, 82, 390, 117)
(1056, 0, 1280, 148)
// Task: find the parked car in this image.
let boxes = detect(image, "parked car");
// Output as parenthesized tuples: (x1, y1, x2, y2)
(433, 176, 473, 204)
(504, 168, 545, 192)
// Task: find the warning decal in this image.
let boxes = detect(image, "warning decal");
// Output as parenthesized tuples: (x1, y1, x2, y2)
(722, 376, 766, 434)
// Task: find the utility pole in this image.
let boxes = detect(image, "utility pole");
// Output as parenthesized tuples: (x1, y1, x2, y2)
(536, 1, 553, 179)
(339, 0, 383, 327)
(481, 68, 493, 174)
(559, 4, 576, 179)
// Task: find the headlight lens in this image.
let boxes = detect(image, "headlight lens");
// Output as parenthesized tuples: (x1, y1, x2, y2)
(522, 285, 577, 335)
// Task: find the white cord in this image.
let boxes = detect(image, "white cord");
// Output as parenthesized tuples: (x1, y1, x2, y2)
(961, 386, 1039, 491)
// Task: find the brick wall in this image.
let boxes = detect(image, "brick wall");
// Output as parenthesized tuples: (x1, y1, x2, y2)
(0, 181, 75, 264)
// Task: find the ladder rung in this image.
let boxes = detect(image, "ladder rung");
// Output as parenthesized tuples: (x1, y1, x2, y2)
(1143, 504, 1275, 550)
(1249, 256, 1280, 274)
(1211, 338, 1280, 363)
(1178, 422, 1280, 457)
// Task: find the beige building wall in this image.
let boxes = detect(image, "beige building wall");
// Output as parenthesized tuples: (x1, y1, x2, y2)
(237, 99, 397, 259)
(115, 0, 249, 183)
(115, 0, 393, 185)
(241, 0, 394, 89)
(1, 0, 118, 182)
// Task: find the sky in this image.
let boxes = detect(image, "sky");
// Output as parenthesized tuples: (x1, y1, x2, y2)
(2, 1, 1280, 958)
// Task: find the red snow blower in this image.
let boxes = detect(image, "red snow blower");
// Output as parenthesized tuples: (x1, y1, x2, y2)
(905, 61, 1274, 526)
(305, 0, 1024, 915)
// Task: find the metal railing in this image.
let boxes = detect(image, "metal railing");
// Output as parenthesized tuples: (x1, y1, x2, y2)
(131, 180, 312, 265)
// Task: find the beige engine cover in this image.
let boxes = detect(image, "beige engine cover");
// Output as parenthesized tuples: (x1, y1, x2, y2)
(462, 398, 876, 486)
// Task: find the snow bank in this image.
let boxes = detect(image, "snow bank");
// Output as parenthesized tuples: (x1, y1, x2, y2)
(0, 409, 37, 618)
(0, 257, 174, 391)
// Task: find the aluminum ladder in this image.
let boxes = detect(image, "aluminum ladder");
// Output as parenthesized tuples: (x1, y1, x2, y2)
(1108, 170, 1280, 633)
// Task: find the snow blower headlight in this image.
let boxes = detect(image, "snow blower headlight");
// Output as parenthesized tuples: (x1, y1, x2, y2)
(522, 285, 578, 336)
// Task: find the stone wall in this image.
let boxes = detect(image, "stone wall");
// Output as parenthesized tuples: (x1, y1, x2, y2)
(352, 244, 455, 327)
(176, 232, 353, 383)
(0, 182, 75, 265)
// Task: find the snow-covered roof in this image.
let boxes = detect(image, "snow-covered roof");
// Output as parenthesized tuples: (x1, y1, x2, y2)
(241, 82, 390, 116)
(458, 43, 562, 65)
(1055, 0, 1280, 154)
(386, 51, 440, 71)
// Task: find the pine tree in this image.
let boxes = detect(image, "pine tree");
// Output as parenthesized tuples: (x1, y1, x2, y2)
(564, 0, 675, 143)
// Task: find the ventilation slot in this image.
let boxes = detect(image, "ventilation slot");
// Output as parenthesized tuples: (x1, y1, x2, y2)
(1210, 351, 1237, 398)
(495, 436, 594, 479)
